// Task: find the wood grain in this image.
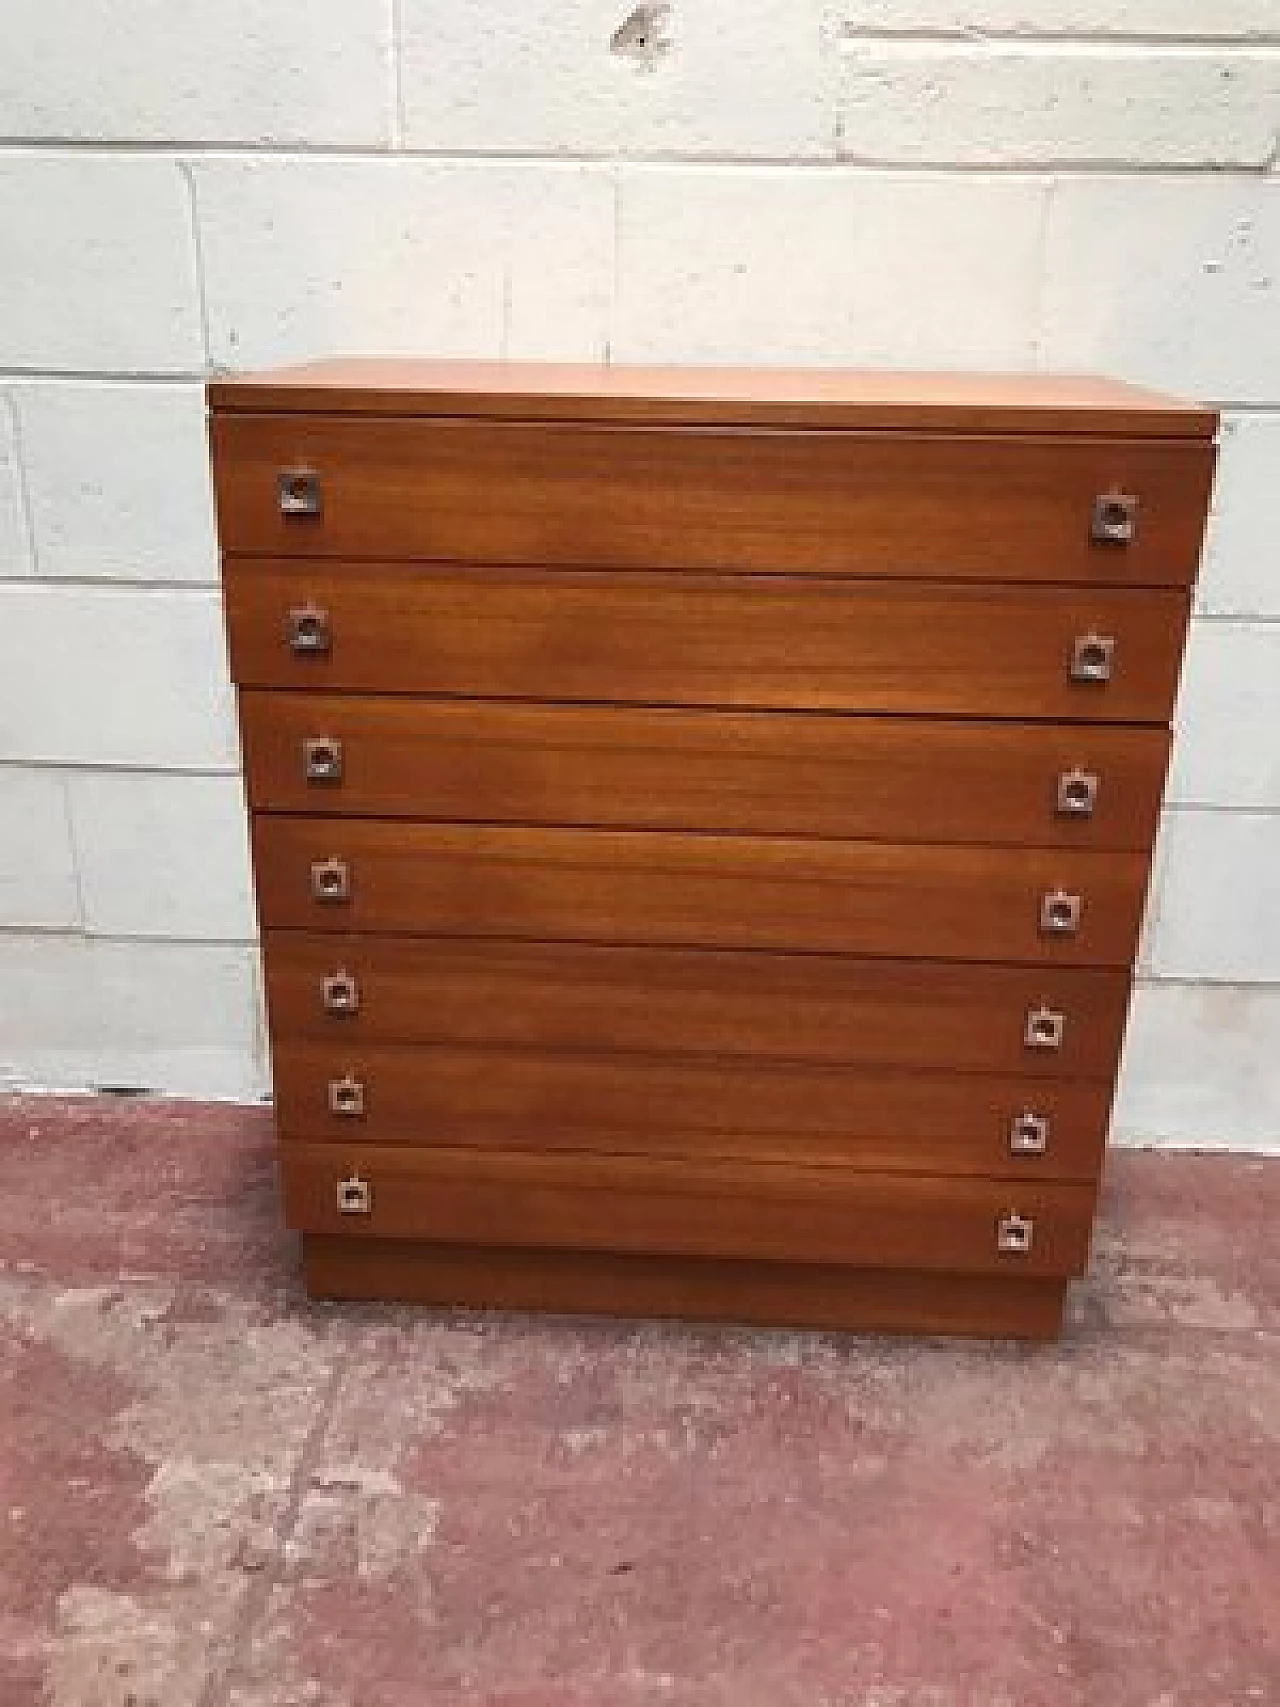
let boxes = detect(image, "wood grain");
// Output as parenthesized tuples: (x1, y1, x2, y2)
(210, 416, 1212, 583)
(271, 1039, 1111, 1180)
(240, 691, 1171, 850)
(252, 818, 1151, 967)
(281, 1142, 1098, 1276)
(301, 1236, 1070, 1338)
(210, 358, 1216, 440)
(224, 564, 1191, 724)
(261, 932, 1132, 1078)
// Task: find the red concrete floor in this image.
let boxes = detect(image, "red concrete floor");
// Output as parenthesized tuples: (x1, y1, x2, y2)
(0, 1095, 1276, 1707)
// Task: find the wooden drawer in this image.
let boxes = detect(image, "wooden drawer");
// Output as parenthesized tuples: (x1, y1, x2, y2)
(224, 564, 1190, 724)
(272, 1040, 1111, 1180)
(280, 1142, 1098, 1276)
(252, 819, 1150, 967)
(262, 934, 1131, 1078)
(209, 414, 1211, 585)
(241, 692, 1170, 850)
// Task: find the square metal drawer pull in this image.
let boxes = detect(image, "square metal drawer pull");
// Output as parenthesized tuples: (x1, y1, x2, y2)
(336, 1174, 371, 1215)
(304, 737, 344, 784)
(328, 1074, 366, 1118)
(1070, 633, 1115, 684)
(321, 970, 359, 1014)
(997, 1212, 1035, 1255)
(1024, 1005, 1066, 1050)
(1040, 889, 1082, 935)
(286, 603, 331, 656)
(278, 468, 322, 518)
(310, 858, 351, 903)
(1009, 1111, 1050, 1156)
(1056, 768, 1099, 818)
(1091, 491, 1138, 545)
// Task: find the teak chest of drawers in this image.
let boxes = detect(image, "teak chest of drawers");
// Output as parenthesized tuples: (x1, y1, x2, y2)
(209, 359, 1217, 1340)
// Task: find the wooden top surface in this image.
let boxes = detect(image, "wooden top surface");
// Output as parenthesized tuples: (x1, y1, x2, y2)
(208, 358, 1215, 438)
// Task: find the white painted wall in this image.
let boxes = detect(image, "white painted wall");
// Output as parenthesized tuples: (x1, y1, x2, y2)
(0, 1, 1277, 1147)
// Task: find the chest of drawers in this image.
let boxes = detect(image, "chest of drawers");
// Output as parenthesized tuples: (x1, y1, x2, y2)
(209, 360, 1216, 1339)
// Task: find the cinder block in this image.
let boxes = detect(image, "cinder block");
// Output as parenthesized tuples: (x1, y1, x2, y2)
(0, 396, 33, 577)
(834, 43, 1280, 166)
(68, 772, 256, 941)
(1040, 176, 1280, 403)
(1114, 982, 1280, 1150)
(14, 382, 217, 582)
(0, 934, 268, 1099)
(0, 584, 239, 769)
(400, 0, 826, 158)
(1200, 413, 1280, 618)
(1141, 810, 1280, 982)
(192, 158, 614, 369)
(0, 768, 79, 928)
(840, 1, 1280, 38)
(0, 0, 391, 144)
(1169, 621, 1280, 811)
(0, 154, 203, 374)
(614, 167, 1045, 364)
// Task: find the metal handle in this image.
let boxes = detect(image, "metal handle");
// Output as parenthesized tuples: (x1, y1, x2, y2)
(1009, 1111, 1050, 1156)
(327, 1074, 366, 1118)
(1070, 633, 1115, 684)
(336, 1174, 372, 1215)
(997, 1212, 1035, 1255)
(1091, 491, 1138, 546)
(1039, 889, 1083, 936)
(304, 737, 344, 784)
(310, 858, 351, 904)
(1024, 1005, 1065, 1051)
(287, 603, 331, 657)
(321, 970, 359, 1015)
(1056, 768, 1099, 819)
(278, 468, 322, 518)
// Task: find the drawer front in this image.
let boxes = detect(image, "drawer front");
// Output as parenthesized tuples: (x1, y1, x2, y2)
(252, 819, 1150, 967)
(280, 1142, 1097, 1276)
(262, 933, 1131, 1078)
(241, 692, 1170, 850)
(210, 414, 1211, 585)
(224, 565, 1190, 724)
(272, 1041, 1110, 1180)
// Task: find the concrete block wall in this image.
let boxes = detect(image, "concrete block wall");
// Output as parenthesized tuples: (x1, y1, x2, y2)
(0, 0, 1277, 1147)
